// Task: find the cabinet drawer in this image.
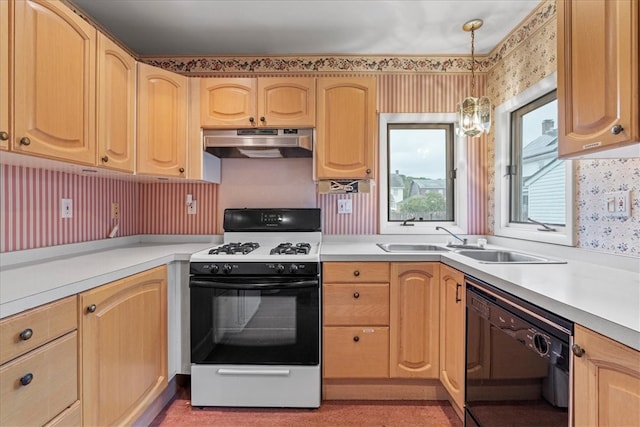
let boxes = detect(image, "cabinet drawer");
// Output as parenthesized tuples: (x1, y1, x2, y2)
(323, 262, 389, 283)
(0, 331, 78, 427)
(0, 296, 77, 364)
(323, 326, 389, 378)
(324, 283, 389, 326)
(44, 400, 81, 427)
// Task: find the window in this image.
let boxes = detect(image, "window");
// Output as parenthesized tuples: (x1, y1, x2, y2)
(494, 73, 574, 245)
(379, 113, 467, 234)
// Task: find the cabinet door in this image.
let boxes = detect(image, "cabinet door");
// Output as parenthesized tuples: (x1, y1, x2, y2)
(137, 63, 188, 177)
(258, 77, 315, 127)
(0, 0, 9, 151)
(14, 0, 96, 165)
(97, 34, 135, 173)
(200, 77, 256, 128)
(439, 265, 465, 411)
(573, 324, 640, 427)
(316, 77, 376, 179)
(557, 0, 639, 158)
(80, 266, 168, 426)
(390, 262, 439, 378)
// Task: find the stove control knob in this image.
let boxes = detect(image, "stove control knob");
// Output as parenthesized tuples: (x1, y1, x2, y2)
(276, 264, 285, 274)
(289, 264, 299, 273)
(209, 264, 219, 274)
(222, 264, 232, 274)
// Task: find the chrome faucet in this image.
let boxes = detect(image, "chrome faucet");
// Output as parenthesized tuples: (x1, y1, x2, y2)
(435, 226, 467, 245)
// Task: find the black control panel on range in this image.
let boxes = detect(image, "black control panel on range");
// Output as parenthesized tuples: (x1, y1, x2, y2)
(223, 208, 321, 232)
(190, 262, 320, 276)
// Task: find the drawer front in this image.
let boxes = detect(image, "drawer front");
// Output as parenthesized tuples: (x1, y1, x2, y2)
(324, 283, 389, 326)
(0, 296, 77, 364)
(323, 326, 389, 378)
(0, 331, 78, 427)
(44, 400, 81, 427)
(323, 262, 390, 283)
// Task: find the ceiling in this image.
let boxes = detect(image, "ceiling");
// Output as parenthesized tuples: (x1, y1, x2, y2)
(70, 0, 542, 57)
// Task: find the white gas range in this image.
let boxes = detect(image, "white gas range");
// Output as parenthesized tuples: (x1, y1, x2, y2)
(189, 208, 322, 408)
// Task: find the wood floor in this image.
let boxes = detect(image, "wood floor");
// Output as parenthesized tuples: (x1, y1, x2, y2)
(150, 398, 463, 426)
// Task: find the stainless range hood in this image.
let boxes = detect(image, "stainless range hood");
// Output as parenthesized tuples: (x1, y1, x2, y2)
(203, 128, 313, 158)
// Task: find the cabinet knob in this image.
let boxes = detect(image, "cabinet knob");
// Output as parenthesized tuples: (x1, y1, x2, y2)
(571, 343, 585, 358)
(20, 137, 31, 146)
(366, 168, 371, 174)
(353, 292, 360, 299)
(19, 328, 33, 341)
(179, 167, 185, 174)
(353, 270, 360, 277)
(87, 304, 97, 313)
(249, 117, 255, 123)
(0, 131, 8, 141)
(20, 373, 34, 386)
(260, 116, 265, 122)
(610, 124, 624, 135)
(101, 155, 109, 163)
(353, 336, 360, 342)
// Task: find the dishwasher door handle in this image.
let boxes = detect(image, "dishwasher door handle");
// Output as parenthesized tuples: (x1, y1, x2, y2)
(217, 368, 291, 377)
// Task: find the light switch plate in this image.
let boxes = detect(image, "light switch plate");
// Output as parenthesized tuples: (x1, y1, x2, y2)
(604, 190, 630, 218)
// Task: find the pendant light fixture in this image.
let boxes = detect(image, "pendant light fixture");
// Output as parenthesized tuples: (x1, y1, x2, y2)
(458, 19, 491, 137)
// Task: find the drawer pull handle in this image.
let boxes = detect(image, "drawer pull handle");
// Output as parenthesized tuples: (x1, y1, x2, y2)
(20, 373, 33, 386)
(611, 124, 624, 135)
(87, 304, 97, 313)
(571, 344, 585, 358)
(19, 328, 33, 341)
(353, 292, 360, 299)
(353, 270, 360, 277)
(455, 283, 462, 303)
(20, 137, 31, 146)
(353, 336, 360, 342)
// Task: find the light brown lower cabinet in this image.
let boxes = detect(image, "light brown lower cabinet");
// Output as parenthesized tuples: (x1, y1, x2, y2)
(0, 295, 79, 426)
(573, 324, 640, 426)
(80, 266, 168, 426)
(439, 265, 465, 412)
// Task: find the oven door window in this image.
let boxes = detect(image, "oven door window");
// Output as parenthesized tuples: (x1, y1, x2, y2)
(190, 277, 319, 365)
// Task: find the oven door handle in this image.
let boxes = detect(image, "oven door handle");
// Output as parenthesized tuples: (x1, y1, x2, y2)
(189, 279, 318, 290)
(217, 368, 291, 377)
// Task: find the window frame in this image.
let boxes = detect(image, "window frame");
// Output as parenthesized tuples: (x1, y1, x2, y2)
(494, 72, 575, 246)
(379, 113, 467, 235)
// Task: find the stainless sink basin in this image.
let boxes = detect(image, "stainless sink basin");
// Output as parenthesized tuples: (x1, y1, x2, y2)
(377, 243, 450, 253)
(455, 249, 566, 264)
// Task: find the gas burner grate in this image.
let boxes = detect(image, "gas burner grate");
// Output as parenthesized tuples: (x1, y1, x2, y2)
(209, 242, 260, 255)
(270, 242, 312, 255)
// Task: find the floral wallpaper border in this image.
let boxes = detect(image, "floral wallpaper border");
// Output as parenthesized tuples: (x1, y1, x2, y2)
(141, 1, 556, 76)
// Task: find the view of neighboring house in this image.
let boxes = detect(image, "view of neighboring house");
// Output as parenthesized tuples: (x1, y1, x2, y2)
(408, 178, 446, 197)
(389, 171, 405, 211)
(521, 119, 565, 224)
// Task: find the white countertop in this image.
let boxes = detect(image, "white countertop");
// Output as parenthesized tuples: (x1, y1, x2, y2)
(1, 234, 638, 352)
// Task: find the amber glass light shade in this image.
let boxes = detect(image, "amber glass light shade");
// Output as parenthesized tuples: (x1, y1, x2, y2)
(458, 96, 491, 137)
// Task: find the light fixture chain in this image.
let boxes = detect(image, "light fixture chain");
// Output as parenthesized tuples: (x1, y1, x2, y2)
(470, 27, 476, 97)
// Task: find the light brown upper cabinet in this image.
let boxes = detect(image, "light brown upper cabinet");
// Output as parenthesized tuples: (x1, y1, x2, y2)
(14, 0, 96, 165)
(200, 77, 316, 128)
(316, 77, 377, 179)
(137, 62, 188, 177)
(557, 0, 639, 158)
(0, 0, 9, 151)
(97, 34, 135, 173)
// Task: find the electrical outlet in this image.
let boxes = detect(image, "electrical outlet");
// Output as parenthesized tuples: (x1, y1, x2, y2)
(604, 190, 631, 218)
(61, 198, 72, 219)
(111, 202, 120, 220)
(187, 200, 197, 215)
(337, 199, 352, 214)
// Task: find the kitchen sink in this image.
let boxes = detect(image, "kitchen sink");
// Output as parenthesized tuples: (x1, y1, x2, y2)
(455, 249, 566, 264)
(377, 243, 450, 252)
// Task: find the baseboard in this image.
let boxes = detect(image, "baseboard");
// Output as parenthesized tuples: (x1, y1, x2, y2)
(132, 376, 177, 427)
(323, 378, 449, 400)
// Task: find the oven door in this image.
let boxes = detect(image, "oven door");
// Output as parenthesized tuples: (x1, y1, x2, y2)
(190, 276, 319, 366)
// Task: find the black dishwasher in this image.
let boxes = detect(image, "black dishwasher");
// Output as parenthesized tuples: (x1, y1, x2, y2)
(465, 276, 573, 427)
